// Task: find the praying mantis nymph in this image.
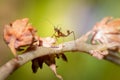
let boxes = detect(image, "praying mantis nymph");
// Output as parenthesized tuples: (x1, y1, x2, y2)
(51, 26, 75, 40)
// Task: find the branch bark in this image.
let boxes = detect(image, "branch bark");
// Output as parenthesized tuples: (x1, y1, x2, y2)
(2, 17, 120, 80)
(1, 37, 120, 80)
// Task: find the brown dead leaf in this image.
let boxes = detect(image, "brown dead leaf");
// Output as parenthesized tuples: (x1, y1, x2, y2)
(3, 18, 37, 56)
(92, 17, 120, 44)
(31, 53, 67, 80)
(88, 17, 120, 59)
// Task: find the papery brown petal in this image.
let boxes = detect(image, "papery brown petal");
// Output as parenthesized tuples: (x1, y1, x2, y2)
(3, 18, 39, 56)
(61, 53, 68, 62)
(44, 55, 56, 66)
(38, 57, 44, 69)
(49, 64, 63, 80)
(32, 58, 39, 73)
(56, 54, 60, 59)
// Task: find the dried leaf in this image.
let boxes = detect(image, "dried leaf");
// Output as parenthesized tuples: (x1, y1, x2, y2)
(49, 64, 63, 80)
(89, 17, 120, 59)
(31, 54, 56, 71)
(92, 17, 120, 44)
(32, 56, 63, 80)
(60, 53, 68, 62)
(31, 53, 67, 80)
(3, 18, 37, 56)
(32, 58, 39, 73)
(56, 53, 68, 62)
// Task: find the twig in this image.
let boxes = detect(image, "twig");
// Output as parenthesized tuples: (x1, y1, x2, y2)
(0, 37, 120, 80)
(2, 17, 120, 80)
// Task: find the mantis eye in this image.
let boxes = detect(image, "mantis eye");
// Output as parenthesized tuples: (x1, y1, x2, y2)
(67, 30, 70, 34)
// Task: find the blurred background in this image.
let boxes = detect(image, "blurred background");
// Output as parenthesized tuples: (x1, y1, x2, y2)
(1, 0, 120, 80)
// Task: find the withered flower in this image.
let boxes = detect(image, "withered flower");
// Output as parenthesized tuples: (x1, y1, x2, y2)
(3, 18, 37, 56)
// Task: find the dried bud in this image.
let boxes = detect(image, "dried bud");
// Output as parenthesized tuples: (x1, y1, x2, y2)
(92, 17, 120, 44)
(3, 18, 37, 56)
(88, 17, 120, 59)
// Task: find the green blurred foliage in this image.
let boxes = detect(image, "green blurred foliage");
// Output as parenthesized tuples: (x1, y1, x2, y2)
(1, 0, 120, 80)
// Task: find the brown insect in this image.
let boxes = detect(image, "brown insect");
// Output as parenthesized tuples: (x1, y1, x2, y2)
(52, 26, 75, 40)
(44, 19, 75, 40)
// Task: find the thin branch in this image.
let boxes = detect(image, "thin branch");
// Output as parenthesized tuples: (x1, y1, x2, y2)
(2, 17, 120, 80)
(0, 37, 120, 80)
